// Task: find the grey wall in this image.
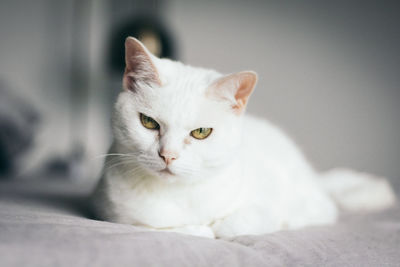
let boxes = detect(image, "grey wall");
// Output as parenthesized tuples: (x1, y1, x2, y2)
(0, 0, 399, 185)
(0, 0, 75, 173)
(166, 0, 400, 186)
(0, 0, 108, 177)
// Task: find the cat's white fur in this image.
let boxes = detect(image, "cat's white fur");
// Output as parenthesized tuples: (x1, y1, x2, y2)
(92, 37, 396, 238)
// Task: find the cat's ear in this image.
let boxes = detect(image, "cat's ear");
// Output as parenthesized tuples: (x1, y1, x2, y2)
(208, 71, 257, 114)
(123, 37, 161, 91)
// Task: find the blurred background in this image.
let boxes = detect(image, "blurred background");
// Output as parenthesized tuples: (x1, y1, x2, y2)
(0, 0, 399, 190)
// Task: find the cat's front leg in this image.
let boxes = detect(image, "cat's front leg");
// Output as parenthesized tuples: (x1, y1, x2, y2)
(211, 207, 282, 239)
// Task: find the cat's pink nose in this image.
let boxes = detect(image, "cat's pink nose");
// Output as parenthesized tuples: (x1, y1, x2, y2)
(158, 149, 178, 165)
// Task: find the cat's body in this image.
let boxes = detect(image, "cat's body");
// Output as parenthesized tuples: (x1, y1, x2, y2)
(92, 37, 396, 238)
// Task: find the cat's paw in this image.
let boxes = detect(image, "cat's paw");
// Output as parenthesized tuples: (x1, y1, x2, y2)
(212, 208, 281, 239)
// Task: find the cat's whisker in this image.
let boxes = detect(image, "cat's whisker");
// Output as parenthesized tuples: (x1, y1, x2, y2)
(121, 167, 143, 179)
(104, 156, 134, 165)
(105, 158, 139, 171)
(94, 152, 143, 160)
(95, 153, 129, 159)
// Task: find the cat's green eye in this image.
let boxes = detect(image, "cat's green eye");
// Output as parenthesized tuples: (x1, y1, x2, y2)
(191, 127, 212, 140)
(140, 113, 160, 130)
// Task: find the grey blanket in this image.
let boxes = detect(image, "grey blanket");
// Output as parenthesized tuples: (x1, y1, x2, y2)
(0, 179, 399, 267)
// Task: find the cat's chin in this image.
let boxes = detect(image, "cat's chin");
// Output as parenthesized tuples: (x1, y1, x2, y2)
(154, 167, 179, 181)
(152, 167, 200, 184)
(159, 167, 174, 176)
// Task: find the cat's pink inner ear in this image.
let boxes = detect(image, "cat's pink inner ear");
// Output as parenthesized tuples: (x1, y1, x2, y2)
(210, 71, 258, 114)
(123, 37, 161, 91)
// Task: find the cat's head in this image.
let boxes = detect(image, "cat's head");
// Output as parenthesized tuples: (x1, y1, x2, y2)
(112, 37, 257, 182)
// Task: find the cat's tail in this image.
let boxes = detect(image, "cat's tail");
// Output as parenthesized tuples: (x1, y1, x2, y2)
(320, 168, 397, 212)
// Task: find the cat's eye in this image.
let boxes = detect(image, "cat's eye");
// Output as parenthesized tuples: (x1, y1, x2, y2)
(140, 113, 160, 130)
(190, 127, 212, 140)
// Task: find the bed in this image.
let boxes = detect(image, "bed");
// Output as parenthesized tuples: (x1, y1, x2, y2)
(1, 178, 399, 267)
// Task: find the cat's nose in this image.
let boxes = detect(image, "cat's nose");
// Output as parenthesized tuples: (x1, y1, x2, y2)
(158, 149, 178, 165)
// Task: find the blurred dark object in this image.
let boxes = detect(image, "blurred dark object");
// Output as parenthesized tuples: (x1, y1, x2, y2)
(43, 144, 85, 180)
(0, 81, 39, 178)
(109, 16, 176, 74)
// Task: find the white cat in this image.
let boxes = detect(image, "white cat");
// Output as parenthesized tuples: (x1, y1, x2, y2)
(91, 37, 396, 239)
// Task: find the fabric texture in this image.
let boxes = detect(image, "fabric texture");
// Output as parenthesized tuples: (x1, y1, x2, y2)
(0, 179, 399, 267)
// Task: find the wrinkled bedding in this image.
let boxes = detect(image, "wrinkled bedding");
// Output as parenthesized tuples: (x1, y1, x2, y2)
(0, 179, 399, 267)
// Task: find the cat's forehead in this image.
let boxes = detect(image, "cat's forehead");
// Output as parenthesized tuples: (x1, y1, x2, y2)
(158, 61, 221, 92)
(135, 64, 227, 127)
